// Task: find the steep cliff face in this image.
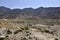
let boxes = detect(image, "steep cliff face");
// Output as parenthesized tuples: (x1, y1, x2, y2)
(0, 6, 60, 19)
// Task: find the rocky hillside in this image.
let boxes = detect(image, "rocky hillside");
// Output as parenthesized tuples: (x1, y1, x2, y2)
(0, 19, 60, 40)
(0, 6, 60, 19)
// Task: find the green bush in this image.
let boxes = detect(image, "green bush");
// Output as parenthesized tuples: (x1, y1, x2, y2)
(0, 38, 5, 40)
(7, 29, 12, 34)
(44, 29, 49, 33)
(55, 38, 58, 40)
(14, 30, 22, 34)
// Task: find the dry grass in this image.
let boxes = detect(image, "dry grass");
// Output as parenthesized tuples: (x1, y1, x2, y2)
(0, 19, 60, 40)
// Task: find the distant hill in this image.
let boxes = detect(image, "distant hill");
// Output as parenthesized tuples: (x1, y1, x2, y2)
(0, 6, 60, 19)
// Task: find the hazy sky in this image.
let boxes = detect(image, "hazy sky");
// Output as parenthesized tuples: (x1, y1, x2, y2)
(0, 0, 60, 9)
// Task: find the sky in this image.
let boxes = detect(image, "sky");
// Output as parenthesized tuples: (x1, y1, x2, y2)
(0, 0, 60, 9)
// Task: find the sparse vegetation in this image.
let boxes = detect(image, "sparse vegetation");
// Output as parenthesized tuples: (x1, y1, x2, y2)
(0, 19, 60, 40)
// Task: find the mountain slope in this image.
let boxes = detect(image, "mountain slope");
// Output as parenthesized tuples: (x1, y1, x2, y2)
(0, 6, 60, 19)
